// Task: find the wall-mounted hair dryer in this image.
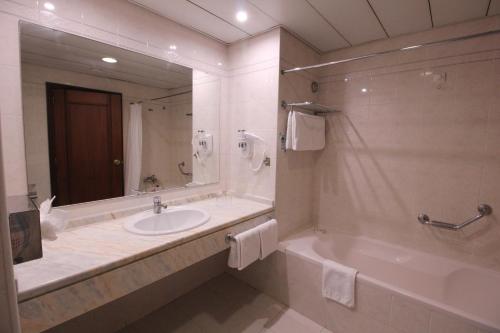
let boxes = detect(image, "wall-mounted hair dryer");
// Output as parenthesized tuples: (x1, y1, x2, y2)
(192, 130, 213, 163)
(237, 130, 269, 172)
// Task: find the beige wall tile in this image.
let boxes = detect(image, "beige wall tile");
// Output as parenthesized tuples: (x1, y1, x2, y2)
(314, 16, 500, 270)
(429, 312, 476, 333)
(389, 295, 431, 333)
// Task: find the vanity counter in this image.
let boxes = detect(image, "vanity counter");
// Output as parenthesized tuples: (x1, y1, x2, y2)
(14, 196, 273, 302)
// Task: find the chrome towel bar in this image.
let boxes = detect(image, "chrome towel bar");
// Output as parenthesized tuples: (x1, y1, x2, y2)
(225, 233, 236, 243)
(418, 204, 492, 230)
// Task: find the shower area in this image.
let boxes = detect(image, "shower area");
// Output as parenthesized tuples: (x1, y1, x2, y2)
(135, 90, 194, 192)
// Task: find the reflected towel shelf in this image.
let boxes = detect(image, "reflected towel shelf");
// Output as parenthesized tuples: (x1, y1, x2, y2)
(281, 100, 339, 114)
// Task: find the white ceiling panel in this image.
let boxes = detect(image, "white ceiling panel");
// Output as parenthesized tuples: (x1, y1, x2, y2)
(307, 0, 387, 45)
(130, 0, 249, 43)
(368, 0, 432, 37)
(129, 0, 494, 53)
(21, 23, 192, 89)
(489, 0, 500, 15)
(190, 0, 277, 35)
(249, 0, 350, 51)
(430, 0, 490, 27)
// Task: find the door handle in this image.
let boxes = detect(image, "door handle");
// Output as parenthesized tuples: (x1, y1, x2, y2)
(113, 159, 122, 166)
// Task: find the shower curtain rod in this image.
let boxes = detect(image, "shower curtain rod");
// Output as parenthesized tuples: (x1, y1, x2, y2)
(131, 90, 192, 104)
(150, 90, 192, 101)
(281, 28, 500, 75)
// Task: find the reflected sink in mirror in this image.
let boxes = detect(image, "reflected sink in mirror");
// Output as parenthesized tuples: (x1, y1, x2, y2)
(123, 207, 210, 236)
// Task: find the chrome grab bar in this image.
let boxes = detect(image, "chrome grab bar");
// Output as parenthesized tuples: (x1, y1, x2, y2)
(178, 161, 193, 176)
(418, 204, 492, 230)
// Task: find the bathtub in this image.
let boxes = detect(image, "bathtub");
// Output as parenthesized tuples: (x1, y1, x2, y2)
(276, 228, 500, 333)
(230, 227, 500, 332)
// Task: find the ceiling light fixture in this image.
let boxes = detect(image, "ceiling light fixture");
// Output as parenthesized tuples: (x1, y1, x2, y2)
(361, 88, 368, 93)
(236, 10, 248, 22)
(217, 62, 223, 66)
(43, 2, 55, 11)
(169, 44, 177, 50)
(102, 57, 118, 63)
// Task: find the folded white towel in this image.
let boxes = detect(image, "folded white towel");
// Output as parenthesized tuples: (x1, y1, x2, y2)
(322, 259, 358, 308)
(286, 111, 293, 150)
(257, 219, 278, 259)
(227, 227, 261, 270)
(286, 111, 325, 151)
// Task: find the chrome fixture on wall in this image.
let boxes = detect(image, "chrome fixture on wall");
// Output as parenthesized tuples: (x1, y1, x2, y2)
(178, 161, 193, 176)
(418, 204, 492, 230)
(281, 100, 339, 115)
(281, 29, 500, 75)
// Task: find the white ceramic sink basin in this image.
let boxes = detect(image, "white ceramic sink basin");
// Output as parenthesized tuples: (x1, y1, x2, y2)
(123, 206, 210, 236)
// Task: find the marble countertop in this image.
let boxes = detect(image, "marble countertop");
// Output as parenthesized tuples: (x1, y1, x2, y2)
(14, 196, 273, 302)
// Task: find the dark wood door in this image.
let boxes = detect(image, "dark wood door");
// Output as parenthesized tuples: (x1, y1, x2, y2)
(47, 83, 124, 206)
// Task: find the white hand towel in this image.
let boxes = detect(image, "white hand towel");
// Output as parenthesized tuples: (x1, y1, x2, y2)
(287, 111, 325, 151)
(285, 111, 293, 150)
(227, 228, 261, 270)
(257, 219, 278, 259)
(322, 259, 358, 308)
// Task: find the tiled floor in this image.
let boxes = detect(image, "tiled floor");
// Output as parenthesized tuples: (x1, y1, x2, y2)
(118, 273, 332, 333)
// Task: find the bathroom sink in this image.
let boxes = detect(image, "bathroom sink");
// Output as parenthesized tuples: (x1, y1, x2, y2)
(123, 207, 210, 236)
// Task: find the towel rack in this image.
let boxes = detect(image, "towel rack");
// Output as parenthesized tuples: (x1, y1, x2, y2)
(225, 233, 236, 243)
(418, 204, 492, 230)
(281, 101, 339, 115)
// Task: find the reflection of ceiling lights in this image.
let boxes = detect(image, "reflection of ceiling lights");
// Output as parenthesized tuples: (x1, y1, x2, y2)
(102, 57, 118, 63)
(43, 2, 55, 11)
(236, 10, 248, 22)
(169, 44, 177, 50)
(217, 62, 223, 66)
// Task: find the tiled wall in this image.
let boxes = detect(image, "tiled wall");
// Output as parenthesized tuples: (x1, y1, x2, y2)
(0, 0, 227, 197)
(313, 16, 500, 270)
(275, 30, 320, 237)
(140, 89, 193, 190)
(0, 116, 20, 332)
(192, 70, 221, 186)
(226, 29, 280, 202)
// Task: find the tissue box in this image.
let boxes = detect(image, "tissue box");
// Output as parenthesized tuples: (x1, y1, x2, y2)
(7, 196, 42, 264)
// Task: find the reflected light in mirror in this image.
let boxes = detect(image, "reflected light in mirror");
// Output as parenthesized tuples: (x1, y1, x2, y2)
(43, 2, 55, 11)
(102, 57, 118, 63)
(236, 10, 248, 22)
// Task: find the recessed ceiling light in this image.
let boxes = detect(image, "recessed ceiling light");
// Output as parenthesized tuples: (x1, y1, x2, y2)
(102, 57, 117, 63)
(43, 2, 55, 11)
(217, 62, 223, 66)
(236, 10, 248, 22)
(361, 88, 368, 93)
(169, 44, 177, 50)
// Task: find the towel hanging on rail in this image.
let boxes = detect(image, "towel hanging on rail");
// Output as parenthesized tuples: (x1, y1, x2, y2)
(286, 111, 325, 151)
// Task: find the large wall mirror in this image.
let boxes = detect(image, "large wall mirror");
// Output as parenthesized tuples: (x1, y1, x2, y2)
(20, 22, 220, 207)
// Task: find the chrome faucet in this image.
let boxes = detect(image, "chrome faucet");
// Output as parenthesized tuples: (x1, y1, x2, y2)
(153, 196, 167, 214)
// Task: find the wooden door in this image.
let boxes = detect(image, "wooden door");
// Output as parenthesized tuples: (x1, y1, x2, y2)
(47, 83, 124, 206)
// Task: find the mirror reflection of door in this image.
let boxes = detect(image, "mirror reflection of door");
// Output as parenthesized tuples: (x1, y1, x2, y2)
(46, 83, 124, 206)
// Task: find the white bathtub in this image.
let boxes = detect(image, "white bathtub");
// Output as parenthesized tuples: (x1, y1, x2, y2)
(277, 229, 500, 332)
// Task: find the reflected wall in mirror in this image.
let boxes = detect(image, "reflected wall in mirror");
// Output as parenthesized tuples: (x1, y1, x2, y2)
(21, 23, 220, 207)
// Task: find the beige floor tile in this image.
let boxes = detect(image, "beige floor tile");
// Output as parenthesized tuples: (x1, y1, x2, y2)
(264, 308, 324, 333)
(119, 274, 302, 333)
